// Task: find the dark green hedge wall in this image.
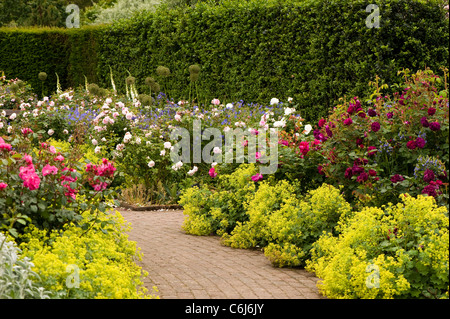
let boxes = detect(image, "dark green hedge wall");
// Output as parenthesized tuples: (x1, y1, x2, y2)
(0, 26, 104, 96)
(1, 0, 448, 121)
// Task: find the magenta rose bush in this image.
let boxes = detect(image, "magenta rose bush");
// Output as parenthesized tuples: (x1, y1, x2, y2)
(0, 127, 117, 239)
(308, 68, 449, 207)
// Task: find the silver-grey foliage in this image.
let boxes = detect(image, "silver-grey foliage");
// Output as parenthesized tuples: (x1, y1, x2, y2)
(0, 233, 51, 299)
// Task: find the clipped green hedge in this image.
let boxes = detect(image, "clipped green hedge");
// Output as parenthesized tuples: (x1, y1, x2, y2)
(1, 0, 448, 121)
(0, 26, 104, 95)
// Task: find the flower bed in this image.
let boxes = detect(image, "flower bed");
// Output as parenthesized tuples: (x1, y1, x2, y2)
(1, 67, 448, 299)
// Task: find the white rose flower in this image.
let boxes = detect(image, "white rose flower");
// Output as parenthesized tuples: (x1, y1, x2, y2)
(284, 107, 295, 116)
(213, 147, 222, 154)
(94, 146, 101, 154)
(270, 98, 279, 105)
(304, 124, 312, 135)
(92, 139, 98, 146)
(164, 142, 172, 149)
(48, 129, 54, 136)
(148, 160, 155, 168)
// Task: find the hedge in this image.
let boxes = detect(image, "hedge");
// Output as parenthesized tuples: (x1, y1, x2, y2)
(0, 26, 104, 95)
(0, 0, 448, 121)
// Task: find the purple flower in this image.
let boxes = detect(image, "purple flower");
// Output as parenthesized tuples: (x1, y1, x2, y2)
(420, 116, 429, 128)
(357, 172, 369, 183)
(387, 112, 393, 119)
(347, 104, 355, 114)
(343, 118, 353, 126)
(345, 167, 353, 179)
(422, 184, 438, 197)
(429, 122, 441, 131)
(391, 174, 405, 183)
(325, 125, 333, 137)
(427, 108, 436, 116)
(423, 169, 435, 183)
(415, 137, 426, 149)
(371, 122, 380, 132)
(352, 166, 364, 176)
(368, 109, 377, 117)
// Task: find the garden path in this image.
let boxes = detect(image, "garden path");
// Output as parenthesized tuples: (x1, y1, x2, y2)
(119, 209, 325, 299)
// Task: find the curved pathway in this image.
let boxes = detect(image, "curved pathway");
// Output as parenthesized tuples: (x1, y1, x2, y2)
(119, 209, 325, 299)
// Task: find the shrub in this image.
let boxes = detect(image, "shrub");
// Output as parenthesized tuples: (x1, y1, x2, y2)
(313, 68, 449, 207)
(0, 126, 117, 238)
(0, 232, 51, 299)
(263, 184, 353, 267)
(221, 182, 353, 267)
(17, 209, 156, 299)
(306, 194, 449, 299)
(0, 75, 37, 109)
(179, 163, 258, 236)
(222, 179, 296, 249)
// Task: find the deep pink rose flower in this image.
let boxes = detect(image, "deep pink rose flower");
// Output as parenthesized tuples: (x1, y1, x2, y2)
(371, 122, 380, 132)
(343, 118, 353, 126)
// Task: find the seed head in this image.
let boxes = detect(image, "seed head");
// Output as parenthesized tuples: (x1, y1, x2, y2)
(38, 72, 47, 81)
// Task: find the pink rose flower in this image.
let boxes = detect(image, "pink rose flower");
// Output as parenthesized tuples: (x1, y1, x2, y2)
(0, 143, 12, 152)
(299, 141, 310, 156)
(42, 164, 58, 176)
(209, 167, 217, 178)
(251, 173, 263, 182)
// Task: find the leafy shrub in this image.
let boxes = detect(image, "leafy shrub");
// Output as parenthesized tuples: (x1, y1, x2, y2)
(306, 194, 449, 299)
(221, 182, 352, 267)
(263, 184, 353, 267)
(312, 68, 449, 207)
(17, 209, 156, 299)
(0, 127, 117, 238)
(222, 179, 296, 249)
(0, 74, 37, 109)
(179, 163, 258, 236)
(0, 232, 51, 299)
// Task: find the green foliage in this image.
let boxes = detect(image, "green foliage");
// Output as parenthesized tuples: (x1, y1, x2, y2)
(0, 26, 105, 98)
(0, 232, 51, 299)
(0, 76, 37, 109)
(315, 68, 449, 208)
(1, 0, 448, 121)
(17, 209, 156, 299)
(306, 194, 449, 299)
(179, 163, 258, 236)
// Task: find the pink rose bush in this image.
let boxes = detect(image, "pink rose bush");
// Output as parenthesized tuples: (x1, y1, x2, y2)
(0, 130, 117, 237)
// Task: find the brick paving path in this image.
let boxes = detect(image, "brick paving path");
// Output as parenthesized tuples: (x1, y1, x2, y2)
(119, 209, 325, 299)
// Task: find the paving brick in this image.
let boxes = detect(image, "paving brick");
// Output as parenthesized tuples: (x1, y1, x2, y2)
(119, 209, 326, 299)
